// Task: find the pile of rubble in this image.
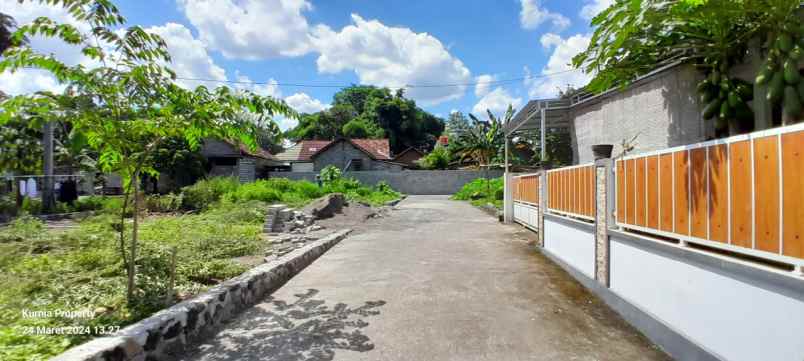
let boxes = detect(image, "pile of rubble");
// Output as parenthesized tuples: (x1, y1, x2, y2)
(262, 193, 347, 260)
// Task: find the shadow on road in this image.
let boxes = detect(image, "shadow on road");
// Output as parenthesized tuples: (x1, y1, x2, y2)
(190, 289, 386, 361)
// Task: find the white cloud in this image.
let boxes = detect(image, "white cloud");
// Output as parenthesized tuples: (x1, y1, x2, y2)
(472, 87, 522, 120)
(519, 0, 570, 31)
(525, 33, 591, 98)
(474, 74, 495, 97)
(285, 92, 328, 114)
(310, 14, 472, 106)
(580, 0, 614, 20)
(147, 23, 228, 89)
(276, 92, 329, 130)
(0, 0, 95, 94)
(177, 0, 313, 60)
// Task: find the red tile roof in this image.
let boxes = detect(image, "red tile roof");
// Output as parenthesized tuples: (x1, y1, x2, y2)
(278, 138, 392, 161)
(237, 143, 276, 160)
(350, 139, 391, 160)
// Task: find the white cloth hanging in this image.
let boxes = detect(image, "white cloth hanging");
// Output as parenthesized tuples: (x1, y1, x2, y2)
(26, 178, 38, 198)
(19, 180, 27, 197)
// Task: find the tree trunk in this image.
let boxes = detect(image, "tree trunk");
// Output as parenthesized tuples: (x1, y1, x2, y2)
(126, 171, 140, 303)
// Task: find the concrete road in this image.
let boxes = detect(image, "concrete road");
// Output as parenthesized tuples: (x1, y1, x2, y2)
(184, 196, 670, 361)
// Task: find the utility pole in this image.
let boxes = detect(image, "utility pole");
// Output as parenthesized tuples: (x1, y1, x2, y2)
(42, 121, 54, 213)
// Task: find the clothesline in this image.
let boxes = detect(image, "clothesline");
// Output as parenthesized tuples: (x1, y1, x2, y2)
(3, 174, 89, 179)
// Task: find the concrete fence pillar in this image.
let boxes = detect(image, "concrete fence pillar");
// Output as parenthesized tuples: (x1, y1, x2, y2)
(503, 172, 513, 223)
(538, 170, 546, 247)
(594, 158, 614, 286)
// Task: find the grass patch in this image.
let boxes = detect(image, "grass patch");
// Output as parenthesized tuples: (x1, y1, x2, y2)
(0, 176, 400, 360)
(451, 177, 503, 209)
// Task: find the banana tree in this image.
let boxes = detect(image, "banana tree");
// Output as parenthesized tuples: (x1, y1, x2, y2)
(457, 106, 511, 196)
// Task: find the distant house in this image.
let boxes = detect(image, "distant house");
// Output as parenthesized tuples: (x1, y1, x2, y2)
(200, 139, 282, 183)
(392, 147, 425, 167)
(276, 138, 406, 172)
(275, 140, 332, 172)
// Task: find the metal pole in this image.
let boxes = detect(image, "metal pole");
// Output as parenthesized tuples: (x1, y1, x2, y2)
(42, 121, 55, 213)
(540, 107, 546, 165)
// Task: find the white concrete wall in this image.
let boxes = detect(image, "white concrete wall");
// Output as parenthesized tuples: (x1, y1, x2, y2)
(544, 217, 596, 278)
(610, 235, 804, 361)
(513, 203, 539, 230)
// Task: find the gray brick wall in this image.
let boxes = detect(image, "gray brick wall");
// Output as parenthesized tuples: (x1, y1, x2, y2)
(270, 169, 504, 195)
(570, 64, 713, 164)
(312, 141, 399, 171)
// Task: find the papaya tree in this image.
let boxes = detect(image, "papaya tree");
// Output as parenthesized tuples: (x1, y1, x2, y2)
(574, 0, 803, 135)
(0, 0, 294, 304)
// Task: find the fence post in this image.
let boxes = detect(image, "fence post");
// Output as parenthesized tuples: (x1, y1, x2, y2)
(538, 170, 546, 247)
(594, 158, 613, 286)
(503, 172, 513, 223)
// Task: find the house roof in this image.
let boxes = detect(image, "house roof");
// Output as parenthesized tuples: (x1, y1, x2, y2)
(277, 138, 392, 162)
(393, 147, 424, 160)
(276, 140, 332, 162)
(236, 143, 276, 161)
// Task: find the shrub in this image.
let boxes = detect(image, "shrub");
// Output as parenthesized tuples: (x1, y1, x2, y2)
(144, 194, 183, 213)
(319, 165, 342, 184)
(418, 145, 451, 170)
(223, 181, 282, 203)
(452, 177, 504, 209)
(181, 177, 240, 210)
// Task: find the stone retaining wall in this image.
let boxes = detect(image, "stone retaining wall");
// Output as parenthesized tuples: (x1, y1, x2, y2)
(52, 229, 352, 361)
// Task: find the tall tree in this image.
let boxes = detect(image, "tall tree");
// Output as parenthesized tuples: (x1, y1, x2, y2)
(445, 111, 471, 141)
(0, 0, 294, 303)
(286, 85, 445, 154)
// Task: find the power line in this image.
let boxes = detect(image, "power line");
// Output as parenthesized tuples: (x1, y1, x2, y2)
(174, 68, 580, 89)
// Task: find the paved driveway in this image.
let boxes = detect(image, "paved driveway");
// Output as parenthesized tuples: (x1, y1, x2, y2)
(184, 196, 670, 361)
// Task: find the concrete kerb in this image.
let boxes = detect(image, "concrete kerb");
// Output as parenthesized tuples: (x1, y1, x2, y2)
(51, 229, 352, 361)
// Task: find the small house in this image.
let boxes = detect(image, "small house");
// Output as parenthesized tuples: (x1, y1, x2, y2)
(200, 139, 282, 183)
(276, 138, 406, 172)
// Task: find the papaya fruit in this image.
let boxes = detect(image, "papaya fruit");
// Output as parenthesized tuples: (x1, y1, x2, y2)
(768, 71, 785, 102)
(778, 33, 793, 53)
(791, 46, 802, 61)
(784, 59, 801, 84)
(728, 91, 741, 107)
(755, 65, 773, 85)
(783, 86, 802, 117)
(703, 98, 721, 120)
(719, 101, 732, 120)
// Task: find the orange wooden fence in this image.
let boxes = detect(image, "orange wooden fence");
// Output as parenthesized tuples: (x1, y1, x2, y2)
(547, 164, 595, 220)
(513, 174, 540, 205)
(616, 124, 804, 265)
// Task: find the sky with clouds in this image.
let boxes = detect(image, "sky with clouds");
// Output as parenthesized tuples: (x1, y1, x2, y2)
(1, 0, 613, 129)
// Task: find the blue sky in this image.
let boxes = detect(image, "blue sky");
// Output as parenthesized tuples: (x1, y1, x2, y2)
(1, 0, 611, 129)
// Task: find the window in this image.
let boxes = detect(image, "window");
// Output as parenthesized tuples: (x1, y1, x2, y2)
(351, 159, 363, 171)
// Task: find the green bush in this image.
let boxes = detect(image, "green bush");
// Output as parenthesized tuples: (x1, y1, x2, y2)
(452, 177, 504, 209)
(417, 145, 451, 170)
(180, 177, 240, 210)
(319, 165, 342, 184)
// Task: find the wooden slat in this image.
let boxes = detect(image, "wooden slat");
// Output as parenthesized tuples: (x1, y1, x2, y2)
(709, 144, 729, 243)
(637, 157, 647, 227)
(691, 148, 708, 239)
(782, 131, 804, 259)
(581, 167, 588, 216)
(646, 156, 659, 229)
(730, 141, 752, 248)
(660, 153, 674, 232)
(673, 151, 690, 235)
(626, 159, 635, 224)
(588, 166, 593, 217)
(617, 160, 625, 223)
(754, 136, 780, 253)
